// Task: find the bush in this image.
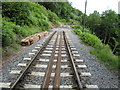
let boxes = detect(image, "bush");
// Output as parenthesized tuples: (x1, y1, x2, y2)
(13, 25, 30, 37)
(2, 29, 16, 47)
(71, 25, 82, 29)
(2, 19, 29, 37)
(71, 25, 91, 33)
(72, 26, 104, 50)
(73, 29, 82, 35)
(61, 19, 66, 24)
(2, 20, 16, 47)
(39, 19, 51, 30)
(80, 32, 103, 48)
(47, 10, 60, 25)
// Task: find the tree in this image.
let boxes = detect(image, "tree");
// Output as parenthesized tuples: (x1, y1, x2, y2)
(2, 2, 31, 26)
(100, 10, 118, 44)
(86, 10, 120, 55)
(86, 11, 101, 34)
(39, 2, 83, 22)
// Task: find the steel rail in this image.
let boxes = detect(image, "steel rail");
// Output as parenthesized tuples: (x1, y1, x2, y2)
(53, 32, 63, 89)
(10, 31, 56, 90)
(41, 32, 59, 89)
(63, 31, 83, 89)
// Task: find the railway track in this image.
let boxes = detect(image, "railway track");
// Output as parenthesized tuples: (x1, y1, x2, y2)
(1, 31, 98, 89)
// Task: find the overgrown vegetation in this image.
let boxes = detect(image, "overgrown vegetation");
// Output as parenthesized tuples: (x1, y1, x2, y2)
(39, 2, 83, 23)
(2, 2, 61, 56)
(85, 10, 120, 56)
(72, 25, 119, 70)
(71, 9, 119, 70)
(2, 2, 83, 56)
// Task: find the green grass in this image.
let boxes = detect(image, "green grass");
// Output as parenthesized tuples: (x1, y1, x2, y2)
(90, 45, 118, 69)
(71, 25, 119, 70)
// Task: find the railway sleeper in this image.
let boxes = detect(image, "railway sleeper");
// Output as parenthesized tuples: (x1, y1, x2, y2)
(0, 82, 98, 89)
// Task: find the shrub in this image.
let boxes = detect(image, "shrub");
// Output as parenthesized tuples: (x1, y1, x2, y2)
(71, 25, 82, 29)
(61, 19, 66, 23)
(73, 26, 102, 48)
(80, 32, 103, 48)
(47, 10, 60, 25)
(73, 29, 82, 35)
(2, 20, 16, 47)
(39, 19, 51, 30)
(23, 26, 43, 35)
(2, 30, 16, 47)
(71, 25, 91, 33)
(13, 25, 30, 37)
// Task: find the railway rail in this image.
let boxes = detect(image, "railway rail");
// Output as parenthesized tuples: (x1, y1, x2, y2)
(2, 31, 98, 89)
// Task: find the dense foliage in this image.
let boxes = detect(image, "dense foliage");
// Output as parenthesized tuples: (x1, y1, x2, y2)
(2, 2, 61, 56)
(86, 10, 120, 55)
(2, 2, 59, 27)
(2, 2, 84, 56)
(39, 2, 83, 23)
(72, 25, 119, 69)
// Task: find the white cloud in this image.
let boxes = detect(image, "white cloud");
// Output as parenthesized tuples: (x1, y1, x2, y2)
(68, 0, 119, 15)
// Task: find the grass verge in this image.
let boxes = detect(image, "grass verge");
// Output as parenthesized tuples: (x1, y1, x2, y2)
(71, 25, 119, 70)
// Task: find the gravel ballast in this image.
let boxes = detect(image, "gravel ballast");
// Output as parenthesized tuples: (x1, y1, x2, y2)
(1, 26, 119, 89)
(51, 25, 119, 88)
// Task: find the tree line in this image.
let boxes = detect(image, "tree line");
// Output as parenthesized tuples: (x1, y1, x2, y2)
(85, 10, 120, 55)
(39, 2, 120, 56)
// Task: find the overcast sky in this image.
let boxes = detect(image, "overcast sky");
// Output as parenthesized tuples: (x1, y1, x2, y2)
(68, 0, 119, 15)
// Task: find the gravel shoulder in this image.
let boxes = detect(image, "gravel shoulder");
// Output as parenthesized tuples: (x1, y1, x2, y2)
(1, 26, 119, 89)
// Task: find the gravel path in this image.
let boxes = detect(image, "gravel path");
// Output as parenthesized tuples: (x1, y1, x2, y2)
(1, 26, 119, 89)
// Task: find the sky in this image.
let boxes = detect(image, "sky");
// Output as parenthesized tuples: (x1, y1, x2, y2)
(68, 0, 119, 15)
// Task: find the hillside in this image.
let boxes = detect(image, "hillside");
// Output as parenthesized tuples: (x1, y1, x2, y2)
(2, 2, 83, 56)
(2, 2, 61, 56)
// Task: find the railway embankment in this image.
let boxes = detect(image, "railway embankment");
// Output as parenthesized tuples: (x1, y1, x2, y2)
(1, 26, 119, 89)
